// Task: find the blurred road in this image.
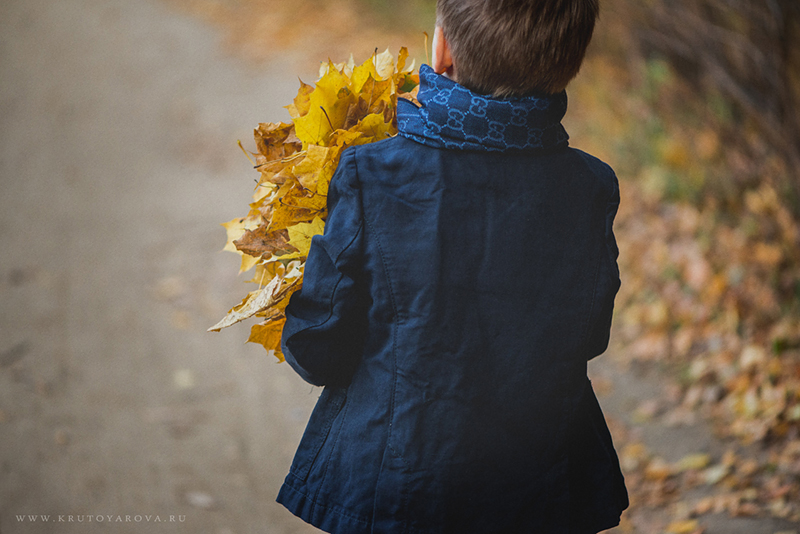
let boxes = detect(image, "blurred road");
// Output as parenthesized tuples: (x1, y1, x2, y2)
(0, 0, 320, 532)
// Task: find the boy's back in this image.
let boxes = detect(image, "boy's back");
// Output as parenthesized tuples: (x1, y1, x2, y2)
(277, 1, 629, 532)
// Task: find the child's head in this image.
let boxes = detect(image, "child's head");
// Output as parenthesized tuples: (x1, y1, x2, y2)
(433, 0, 599, 97)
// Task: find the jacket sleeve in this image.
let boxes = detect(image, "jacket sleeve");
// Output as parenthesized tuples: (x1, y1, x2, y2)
(586, 171, 621, 360)
(281, 149, 368, 387)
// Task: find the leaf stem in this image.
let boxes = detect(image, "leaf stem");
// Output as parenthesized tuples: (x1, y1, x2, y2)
(320, 106, 334, 131)
(238, 140, 255, 165)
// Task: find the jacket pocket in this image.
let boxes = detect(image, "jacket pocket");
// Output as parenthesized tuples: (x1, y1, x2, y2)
(290, 386, 347, 481)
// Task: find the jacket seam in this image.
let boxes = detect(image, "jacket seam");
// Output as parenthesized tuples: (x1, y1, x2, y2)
(356, 187, 401, 421)
(280, 483, 371, 526)
(290, 389, 346, 481)
(311, 396, 349, 520)
(354, 149, 408, 531)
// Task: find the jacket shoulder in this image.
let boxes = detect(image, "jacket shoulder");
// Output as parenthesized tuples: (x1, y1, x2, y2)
(569, 148, 619, 199)
(347, 135, 433, 166)
(352, 133, 425, 155)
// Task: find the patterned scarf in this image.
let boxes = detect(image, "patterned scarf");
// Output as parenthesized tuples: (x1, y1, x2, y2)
(397, 64, 570, 152)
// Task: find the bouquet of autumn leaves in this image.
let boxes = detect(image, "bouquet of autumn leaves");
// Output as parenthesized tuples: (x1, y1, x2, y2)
(209, 48, 419, 361)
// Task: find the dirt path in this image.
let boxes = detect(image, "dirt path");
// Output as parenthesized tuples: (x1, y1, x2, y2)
(0, 0, 319, 532)
(0, 1, 798, 534)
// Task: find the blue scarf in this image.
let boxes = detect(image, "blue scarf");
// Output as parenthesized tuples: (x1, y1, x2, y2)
(397, 65, 569, 152)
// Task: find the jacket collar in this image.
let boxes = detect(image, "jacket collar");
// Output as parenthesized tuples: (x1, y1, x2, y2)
(397, 64, 569, 152)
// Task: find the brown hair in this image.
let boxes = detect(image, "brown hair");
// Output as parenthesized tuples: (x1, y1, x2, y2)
(436, 0, 599, 97)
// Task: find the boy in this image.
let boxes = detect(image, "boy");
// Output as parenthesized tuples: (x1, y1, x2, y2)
(277, 1, 628, 532)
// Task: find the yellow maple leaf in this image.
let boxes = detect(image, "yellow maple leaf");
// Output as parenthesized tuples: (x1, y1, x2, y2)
(362, 77, 395, 114)
(331, 128, 364, 147)
(293, 65, 355, 147)
(284, 216, 326, 259)
(247, 317, 287, 361)
(286, 80, 314, 119)
(256, 152, 305, 189)
(395, 47, 418, 93)
(239, 253, 260, 273)
(267, 204, 318, 233)
(291, 144, 337, 194)
(263, 178, 324, 232)
(221, 217, 258, 253)
(396, 47, 411, 74)
(325, 53, 357, 79)
(284, 180, 329, 210)
(221, 217, 263, 273)
(352, 56, 381, 93)
(353, 113, 394, 144)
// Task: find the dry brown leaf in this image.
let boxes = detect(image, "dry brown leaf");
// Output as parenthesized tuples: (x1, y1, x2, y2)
(208, 275, 299, 332)
(233, 227, 295, 259)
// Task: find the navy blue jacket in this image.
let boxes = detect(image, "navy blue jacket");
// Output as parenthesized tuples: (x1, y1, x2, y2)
(278, 67, 628, 534)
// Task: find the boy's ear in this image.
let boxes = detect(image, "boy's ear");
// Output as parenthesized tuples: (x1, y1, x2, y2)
(432, 25, 454, 76)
